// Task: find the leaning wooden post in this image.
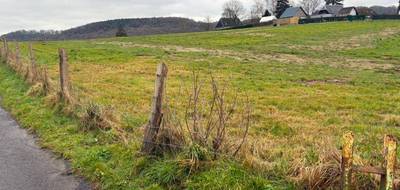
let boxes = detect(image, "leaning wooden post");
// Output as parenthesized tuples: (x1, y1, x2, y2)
(341, 132, 354, 190)
(380, 135, 397, 190)
(142, 63, 168, 154)
(58, 48, 71, 102)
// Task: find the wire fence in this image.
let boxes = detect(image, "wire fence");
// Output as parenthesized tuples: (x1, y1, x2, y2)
(0, 39, 249, 159)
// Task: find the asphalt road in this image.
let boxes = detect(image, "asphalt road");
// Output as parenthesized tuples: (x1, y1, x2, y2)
(0, 106, 91, 190)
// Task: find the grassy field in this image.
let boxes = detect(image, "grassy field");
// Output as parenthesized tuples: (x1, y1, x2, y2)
(2, 20, 400, 189)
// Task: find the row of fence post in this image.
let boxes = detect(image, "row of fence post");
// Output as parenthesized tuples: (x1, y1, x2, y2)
(0, 37, 165, 155)
(341, 132, 398, 190)
(2, 38, 398, 189)
(0, 38, 71, 102)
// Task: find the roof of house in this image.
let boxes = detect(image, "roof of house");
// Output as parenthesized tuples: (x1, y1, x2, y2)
(216, 17, 242, 28)
(316, 10, 330, 15)
(280, 7, 307, 18)
(338, 7, 358, 15)
(321, 5, 344, 15)
(260, 16, 277, 23)
(357, 7, 377, 16)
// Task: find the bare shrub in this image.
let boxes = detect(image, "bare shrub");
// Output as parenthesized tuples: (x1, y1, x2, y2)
(160, 72, 252, 159)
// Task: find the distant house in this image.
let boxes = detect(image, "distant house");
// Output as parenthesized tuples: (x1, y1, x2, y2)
(279, 7, 308, 19)
(357, 7, 377, 17)
(338, 7, 358, 17)
(216, 17, 242, 29)
(260, 10, 277, 24)
(317, 5, 344, 17)
(312, 6, 358, 18)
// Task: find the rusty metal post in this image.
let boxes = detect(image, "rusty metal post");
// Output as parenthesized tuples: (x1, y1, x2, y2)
(58, 48, 71, 101)
(142, 63, 168, 154)
(381, 135, 397, 190)
(341, 132, 354, 190)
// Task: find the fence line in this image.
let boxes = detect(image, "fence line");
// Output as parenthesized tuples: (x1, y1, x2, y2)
(341, 132, 398, 190)
(1, 38, 399, 189)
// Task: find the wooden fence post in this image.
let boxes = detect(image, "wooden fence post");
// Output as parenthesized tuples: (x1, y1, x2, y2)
(0, 45, 2, 60)
(58, 48, 71, 101)
(42, 66, 51, 95)
(142, 63, 168, 154)
(2, 38, 8, 62)
(0, 39, 3, 60)
(341, 132, 354, 190)
(381, 135, 397, 190)
(28, 43, 37, 82)
(15, 42, 20, 70)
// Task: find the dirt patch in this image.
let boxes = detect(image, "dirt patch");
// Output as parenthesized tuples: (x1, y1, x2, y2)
(97, 41, 397, 71)
(289, 27, 400, 52)
(300, 79, 349, 86)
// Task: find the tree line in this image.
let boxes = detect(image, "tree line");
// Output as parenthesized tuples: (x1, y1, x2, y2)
(1, 17, 209, 41)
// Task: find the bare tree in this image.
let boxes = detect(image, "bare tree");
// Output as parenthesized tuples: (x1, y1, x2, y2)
(204, 16, 213, 31)
(265, 0, 278, 15)
(222, 0, 246, 20)
(398, 0, 400, 15)
(325, 0, 343, 5)
(300, 0, 324, 15)
(250, 0, 266, 19)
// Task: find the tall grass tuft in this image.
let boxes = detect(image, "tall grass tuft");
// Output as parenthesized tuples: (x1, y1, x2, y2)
(80, 102, 116, 131)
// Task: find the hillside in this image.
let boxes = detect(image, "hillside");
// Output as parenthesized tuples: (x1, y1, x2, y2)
(2, 17, 210, 41)
(1, 21, 400, 189)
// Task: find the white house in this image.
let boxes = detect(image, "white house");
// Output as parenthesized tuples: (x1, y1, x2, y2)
(260, 10, 277, 24)
(338, 7, 358, 17)
(260, 16, 277, 23)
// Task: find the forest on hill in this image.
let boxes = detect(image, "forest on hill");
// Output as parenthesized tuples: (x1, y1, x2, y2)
(2, 17, 211, 41)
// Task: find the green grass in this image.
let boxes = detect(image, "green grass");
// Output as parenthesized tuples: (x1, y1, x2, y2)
(0, 63, 283, 189)
(2, 20, 400, 189)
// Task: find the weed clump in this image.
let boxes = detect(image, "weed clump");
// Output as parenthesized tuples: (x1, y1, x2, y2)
(143, 160, 187, 188)
(291, 147, 378, 189)
(26, 83, 45, 96)
(80, 103, 116, 131)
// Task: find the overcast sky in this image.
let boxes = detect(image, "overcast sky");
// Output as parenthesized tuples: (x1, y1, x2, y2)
(0, 0, 398, 35)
